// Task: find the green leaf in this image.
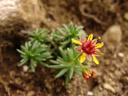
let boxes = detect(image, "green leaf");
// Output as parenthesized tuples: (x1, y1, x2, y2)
(69, 22, 74, 33)
(50, 60, 60, 64)
(63, 24, 70, 33)
(74, 69, 82, 76)
(21, 45, 27, 52)
(21, 55, 26, 58)
(25, 42, 29, 51)
(57, 28, 65, 35)
(18, 57, 28, 66)
(55, 68, 68, 78)
(31, 41, 39, 51)
(53, 34, 64, 39)
(57, 58, 66, 64)
(59, 47, 68, 61)
(34, 56, 44, 61)
(65, 72, 69, 86)
(76, 26, 84, 32)
(61, 39, 70, 48)
(28, 42, 31, 50)
(35, 29, 39, 33)
(38, 62, 48, 67)
(28, 32, 33, 36)
(69, 67, 74, 79)
(83, 66, 91, 69)
(42, 52, 51, 57)
(48, 65, 65, 69)
(17, 49, 25, 55)
(67, 48, 73, 60)
(36, 47, 46, 53)
(30, 59, 35, 72)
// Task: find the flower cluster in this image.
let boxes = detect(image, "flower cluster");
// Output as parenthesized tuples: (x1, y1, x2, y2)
(72, 34, 104, 80)
(82, 70, 96, 80)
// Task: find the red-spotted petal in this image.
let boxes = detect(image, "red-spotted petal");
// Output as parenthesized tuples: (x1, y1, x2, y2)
(92, 39, 97, 45)
(75, 46, 82, 52)
(94, 49, 101, 56)
(87, 54, 92, 61)
(80, 37, 86, 43)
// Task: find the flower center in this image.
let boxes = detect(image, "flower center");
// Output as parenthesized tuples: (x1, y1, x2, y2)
(82, 41, 95, 54)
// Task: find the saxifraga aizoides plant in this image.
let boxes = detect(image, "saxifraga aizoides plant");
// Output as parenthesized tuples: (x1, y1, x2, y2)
(17, 22, 104, 86)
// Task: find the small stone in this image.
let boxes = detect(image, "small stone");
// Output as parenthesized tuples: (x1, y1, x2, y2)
(118, 52, 124, 58)
(102, 25, 122, 51)
(87, 91, 93, 96)
(23, 65, 28, 72)
(103, 83, 115, 93)
(27, 91, 35, 96)
(99, 85, 103, 91)
(115, 70, 122, 77)
(124, 12, 128, 21)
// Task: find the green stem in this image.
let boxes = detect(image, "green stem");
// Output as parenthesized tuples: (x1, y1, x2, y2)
(71, 53, 82, 64)
(72, 52, 85, 70)
(79, 63, 84, 69)
(74, 53, 85, 70)
(76, 53, 82, 60)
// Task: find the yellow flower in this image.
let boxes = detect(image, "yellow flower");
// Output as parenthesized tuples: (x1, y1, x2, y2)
(72, 34, 103, 64)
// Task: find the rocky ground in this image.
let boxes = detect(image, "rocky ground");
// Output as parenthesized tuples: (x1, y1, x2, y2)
(0, 0, 128, 96)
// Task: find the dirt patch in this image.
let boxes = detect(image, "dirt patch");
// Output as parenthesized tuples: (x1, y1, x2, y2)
(0, 0, 128, 96)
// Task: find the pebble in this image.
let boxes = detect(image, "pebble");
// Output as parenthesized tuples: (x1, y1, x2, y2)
(87, 91, 93, 96)
(124, 12, 128, 21)
(115, 70, 122, 78)
(118, 52, 124, 58)
(27, 91, 35, 96)
(99, 85, 103, 91)
(103, 83, 115, 93)
(102, 25, 122, 51)
(23, 65, 28, 72)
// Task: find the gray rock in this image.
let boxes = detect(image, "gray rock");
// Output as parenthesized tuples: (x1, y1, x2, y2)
(0, 0, 46, 34)
(102, 25, 122, 51)
(103, 83, 115, 93)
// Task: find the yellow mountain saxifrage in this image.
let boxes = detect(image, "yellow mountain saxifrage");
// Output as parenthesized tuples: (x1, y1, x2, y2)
(72, 34, 104, 65)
